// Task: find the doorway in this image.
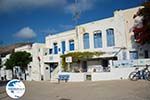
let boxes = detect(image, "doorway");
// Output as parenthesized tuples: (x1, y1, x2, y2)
(144, 50, 149, 58)
(102, 59, 109, 72)
(82, 61, 87, 72)
(49, 63, 58, 78)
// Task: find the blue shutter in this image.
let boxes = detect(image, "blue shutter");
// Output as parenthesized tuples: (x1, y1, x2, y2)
(53, 43, 58, 54)
(69, 40, 74, 51)
(83, 33, 90, 49)
(61, 41, 66, 54)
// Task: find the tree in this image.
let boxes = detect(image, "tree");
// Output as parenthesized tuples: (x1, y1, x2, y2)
(5, 51, 32, 71)
(132, 1, 150, 44)
(5, 59, 14, 70)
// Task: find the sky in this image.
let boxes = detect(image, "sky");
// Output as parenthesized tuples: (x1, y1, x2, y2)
(0, 0, 143, 45)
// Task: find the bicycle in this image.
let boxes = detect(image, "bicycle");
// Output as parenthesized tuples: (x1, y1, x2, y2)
(129, 65, 150, 81)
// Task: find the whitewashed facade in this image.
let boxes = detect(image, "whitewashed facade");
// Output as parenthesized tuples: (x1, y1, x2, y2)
(44, 6, 150, 82)
(14, 43, 48, 81)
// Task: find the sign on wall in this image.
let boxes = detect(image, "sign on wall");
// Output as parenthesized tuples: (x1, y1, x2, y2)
(65, 57, 72, 63)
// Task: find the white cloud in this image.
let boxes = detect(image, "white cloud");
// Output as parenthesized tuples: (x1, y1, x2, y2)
(15, 27, 36, 39)
(0, 0, 99, 14)
(0, 0, 67, 13)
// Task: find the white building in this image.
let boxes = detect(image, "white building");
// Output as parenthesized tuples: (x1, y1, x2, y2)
(0, 43, 48, 81)
(14, 43, 49, 81)
(0, 54, 12, 80)
(44, 6, 150, 82)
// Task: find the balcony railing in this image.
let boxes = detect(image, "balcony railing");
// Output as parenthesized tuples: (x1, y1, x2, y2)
(43, 54, 60, 63)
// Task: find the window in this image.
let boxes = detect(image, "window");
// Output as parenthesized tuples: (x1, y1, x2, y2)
(49, 48, 53, 54)
(53, 43, 58, 54)
(83, 33, 90, 49)
(58, 48, 61, 52)
(61, 41, 66, 54)
(130, 51, 138, 59)
(69, 40, 74, 51)
(106, 28, 115, 47)
(94, 31, 102, 48)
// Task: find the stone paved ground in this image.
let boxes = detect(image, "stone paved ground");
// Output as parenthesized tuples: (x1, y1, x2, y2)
(0, 80, 150, 100)
(0, 81, 8, 100)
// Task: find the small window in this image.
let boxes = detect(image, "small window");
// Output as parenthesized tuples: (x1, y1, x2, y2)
(45, 52, 47, 55)
(49, 49, 53, 54)
(58, 48, 61, 52)
(46, 67, 49, 70)
(130, 51, 138, 59)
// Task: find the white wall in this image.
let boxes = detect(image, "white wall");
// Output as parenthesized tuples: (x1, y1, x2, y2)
(31, 43, 46, 81)
(92, 67, 136, 81)
(43, 63, 50, 80)
(15, 45, 32, 53)
(78, 18, 115, 52)
(59, 72, 85, 82)
(0, 67, 5, 78)
(6, 70, 12, 80)
(45, 30, 77, 53)
(43, 55, 60, 63)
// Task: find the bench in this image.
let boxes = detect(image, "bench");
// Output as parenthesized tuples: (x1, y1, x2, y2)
(58, 75, 70, 83)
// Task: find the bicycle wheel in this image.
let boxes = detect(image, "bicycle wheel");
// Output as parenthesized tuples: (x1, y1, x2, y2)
(129, 72, 139, 81)
(146, 71, 150, 81)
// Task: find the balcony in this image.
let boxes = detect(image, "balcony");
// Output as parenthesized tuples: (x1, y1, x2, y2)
(43, 54, 60, 63)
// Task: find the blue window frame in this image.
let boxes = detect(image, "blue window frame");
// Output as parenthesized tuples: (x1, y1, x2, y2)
(53, 43, 58, 54)
(69, 40, 74, 51)
(106, 28, 115, 47)
(94, 31, 102, 48)
(130, 51, 138, 59)
(83, 33, 90, 49)
(61, 41, 66, 54)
